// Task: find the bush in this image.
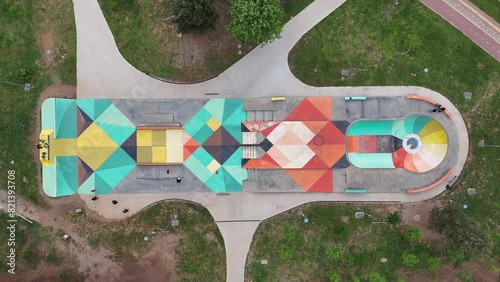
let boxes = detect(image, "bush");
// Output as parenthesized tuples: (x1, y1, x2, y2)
(402, 251, 420, 267)
(387, 212, 401, 225)
(326, 269, 340, 282)
(427, 257, 441, 271)
(280, 246, 292, 260)
(172, 0, 218, 34)
(282, 224, 297, 241)
(429, 205, 492, 256)
(344, 251, 354, 266)
(403, 226, 423, 243)
(447, 248, 466, 266)
(58, 271, 69, 280)
(226, 0, 285, 44)
(44, 252, 58, 264)
(21, 249, 35, 263)
(369, 272, 387, 282)
(326, 245, 342, 262)
(16, 67, 32, 80)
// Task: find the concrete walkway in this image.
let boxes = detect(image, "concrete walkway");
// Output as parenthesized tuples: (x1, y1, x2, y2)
(71, 1, 470, 281)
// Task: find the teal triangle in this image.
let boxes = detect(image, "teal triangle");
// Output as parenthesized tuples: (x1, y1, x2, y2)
(77, 100, 95, 121)
(78, 174, 95, 195)
(183, 153, 213, 183)
(98, 147, 136, 171)
(55, 99, 77, 138)
(184, 115, 208, 141)
(223, 124, 243, 143)
(413, 115, 432, 134)
(192, 124, 215, 145)
(191, 147, 215, 167)
(221, 99, 242, 123)
(223, 147, 242, 166)
(94, 173, 113, 194)
(205, 172, 226, 192)
(95, 164, 135, 192)
(204, 99, 224, 123)
(95, 122, 135, 146)
(222, 165, 247, 185)
(94, 103, 134, 128)
(55, 156, 78, 196)
(195, 107, 213, 124)
(93, 99, 113, 120)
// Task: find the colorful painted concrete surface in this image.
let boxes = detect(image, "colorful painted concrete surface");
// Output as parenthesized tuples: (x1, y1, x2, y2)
(347, 116, 448, 172)
(40, 97, 450, 197)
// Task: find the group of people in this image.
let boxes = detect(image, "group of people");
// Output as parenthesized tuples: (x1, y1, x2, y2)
(91, 190, 129, 213)
(430, 103, 446, 113)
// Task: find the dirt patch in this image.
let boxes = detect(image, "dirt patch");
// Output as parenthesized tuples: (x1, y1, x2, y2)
(341, 216, 349, 224)
(400, 197, 444, 242)
(121, 234, 180, 282)
(401, 261, 499, 282)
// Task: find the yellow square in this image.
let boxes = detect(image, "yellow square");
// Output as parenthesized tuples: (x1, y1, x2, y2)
(152, 146, 166, 163)
(137, 130, 152, 146)
(206, 159, 221, 174)
(206, 117, 221, 132)
(137, 147, 153, 163)
(152, 130, 166, 146)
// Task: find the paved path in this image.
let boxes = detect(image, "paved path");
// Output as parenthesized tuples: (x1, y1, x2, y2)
(71, 0, 470, 281)
(421, 0, 500, 61)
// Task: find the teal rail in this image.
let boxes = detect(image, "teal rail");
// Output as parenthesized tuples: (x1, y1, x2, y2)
(345, 96, 366, 101)
(345, 189, 367, 193)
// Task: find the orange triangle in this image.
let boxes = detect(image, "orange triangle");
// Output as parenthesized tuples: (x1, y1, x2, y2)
(307, 169, 332, 192)
(183, 147, 192, 161)
(302, 121, 329, 134)
(306, 97, 333, 120)
(285, 99, 328, 121)
(275, 130, 305, 145)
(185, 145, 199, 154)
(303, 155, 329, 169)
(185, 137, 199, 147)
(243, 159, 260, 169)
(309, 144, 346, 167)
(261, 122, 280, 137)
(285, 169, 328, 191)
(260, 153, 281, 168)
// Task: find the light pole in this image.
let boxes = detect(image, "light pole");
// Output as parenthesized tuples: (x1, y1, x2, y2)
(411, 68, 429, 76)
(449, 200, 467, 209)
(479, 140, 500, 148)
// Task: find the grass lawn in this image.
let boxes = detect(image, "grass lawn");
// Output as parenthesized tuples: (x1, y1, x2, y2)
(0, 0, 76, 205)
(470, 0, 500, 22)
(245, 0, 500, 280)
(74, 201, 226, 281)
(246, 204, 447, 281)
(98, 0, 314, 82)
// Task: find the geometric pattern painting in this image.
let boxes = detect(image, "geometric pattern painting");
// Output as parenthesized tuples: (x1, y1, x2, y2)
(183, 99, 247, 192)
(242, 97, 349, 192)
(75, 100, 136, 194)
(347, 115, 448, 173)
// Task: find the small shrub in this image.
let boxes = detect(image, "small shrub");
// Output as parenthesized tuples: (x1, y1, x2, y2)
(282, 224, 297, 241)
(44, 252, 58, 264)
(344, 251, 355, 266)
(402, 251, 420, 267)
(9, 6, 26, 18)
(427, 257, 441, 271)
(2, 37, 12, 49)
(447, 248, 466, 266)
(457, 272, 473, 282)
(280, 247, 292, 260)
(303, 259, 312, 267)
(334, 223, 348, 238)
(388, 212, 401, 225)
(369, 272, 387, 282)
(16, 68, 32, 80)
(326, 245, 342, 262)
(21, 249, 35, 263)
(326, 269, 340, 282)
(88, 237, 101, 248)
(403, 226, 423, 243)
(58, 271, 69, 280)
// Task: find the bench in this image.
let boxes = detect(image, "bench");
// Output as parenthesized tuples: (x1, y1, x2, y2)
(271, 97, 286, 101)
(345, 189, 367, 193)
(344, 96, 367, 101)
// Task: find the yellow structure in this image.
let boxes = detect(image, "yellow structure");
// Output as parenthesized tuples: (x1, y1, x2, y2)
(136, 127, 184, 165)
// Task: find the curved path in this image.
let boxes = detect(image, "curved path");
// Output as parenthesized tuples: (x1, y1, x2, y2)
(70, 1, 469, 281)
(421, 0, 500, 62)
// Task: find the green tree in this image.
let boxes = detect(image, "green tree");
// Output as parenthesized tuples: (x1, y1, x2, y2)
(387, 212, 401, 225)
(326, 269, 340, 282)
(226, 0, 285, 44)
(172, 0, 218, 33)
(402, 251, 420, 267)
(403, 226, 423, 243)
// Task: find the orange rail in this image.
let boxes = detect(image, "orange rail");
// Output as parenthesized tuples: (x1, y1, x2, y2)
(406, 168, 453, 193)
(406, 95, 453, 119)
